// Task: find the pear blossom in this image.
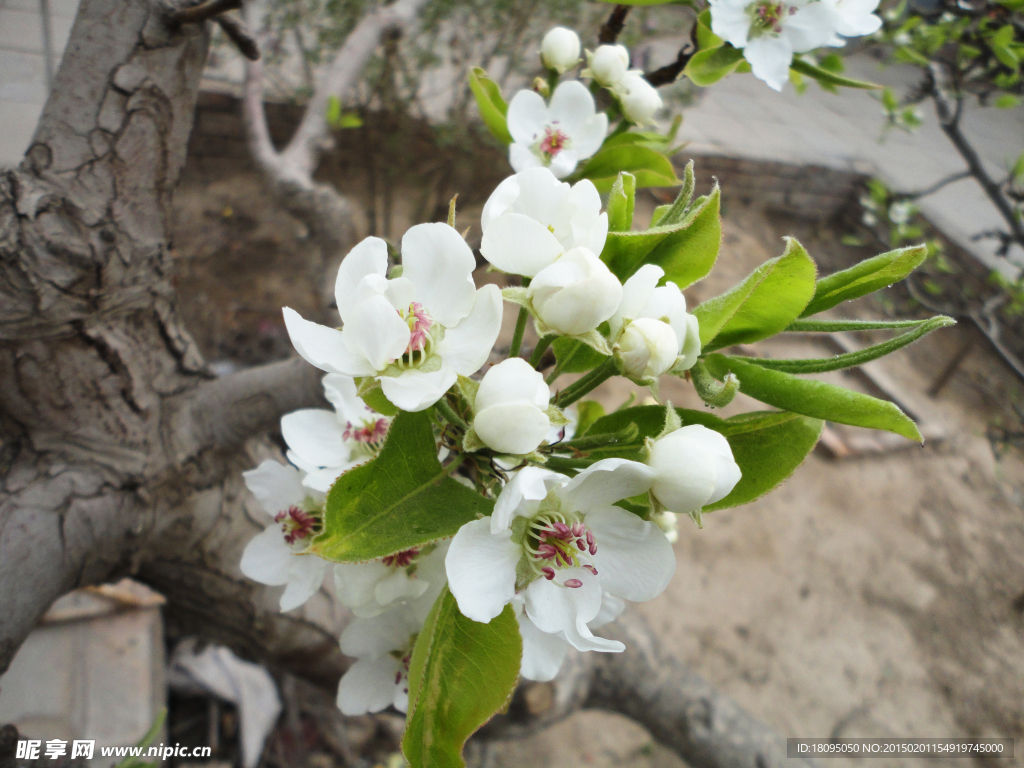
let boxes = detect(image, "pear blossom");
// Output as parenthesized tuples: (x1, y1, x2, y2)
(480, 167, 608, 278)
(473, 358, 551, 456)
(445, 461, 675, 653)
(239, 460, 328, 612)
(283, 225, 502, 413)
(282, 374, 390, 492)
(610, 265, 701, 381)
(541, 27, 581, 73)
(709, 0, 837, 91)
(823, 0, 882, 44)
(616, 72, 663, 126)
(334, 541, 450, 618)
(647, 425, 742, 513)
(506, 80, 608, 179)
(529, 248, 623, 336)
(583, 44, 630, 87)
(336, 604, 422, 715)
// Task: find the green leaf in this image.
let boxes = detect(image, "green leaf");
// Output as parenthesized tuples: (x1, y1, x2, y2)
(800, 244, 927, 317)
(995, 94, 1022, 109)
(552, 336, 610, 374)
(790, 58, 881, 89)
(1012, 150, 1024, 185)
(575, 400, 606, 436)
(684, 44, 746, 87)
(731, 315, 955, 373)
(608, 172, 637, 232)
(577, 144, 680, 193)
(468, 67, 512, 145)
(326, 95, 342, 126)
(570, 405, 822, 510)
(702, 354, 923, 441)
(785, 317, 937, 333)
(360, 385, 400, 416)
(695, 9, 724, 49)
(694, 237, 817, 352)
(601, 185, 721, 287)
(403, 588, 521, 768)
(310, 412, 491, 561)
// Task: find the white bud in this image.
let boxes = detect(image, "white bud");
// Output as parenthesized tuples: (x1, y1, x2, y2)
(588, 44, 630, 86)
(541, 27, 581, 74)
(653, 510, 679, 544)
(648, 425, 742, 513)
(616, 318, 678, 380)
(618, 72, 662, 126)
(473, 358, 551, 455)
(529, 248, 623, 336)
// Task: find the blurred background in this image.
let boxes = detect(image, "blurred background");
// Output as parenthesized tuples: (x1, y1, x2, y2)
(1, 0, 1023, 766)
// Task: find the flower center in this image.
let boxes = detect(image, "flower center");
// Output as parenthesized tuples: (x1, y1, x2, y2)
(344, 416, 390, 445)
(390, 640, 417, 694)
(274, 506, 319, 545)
(522, 512, 597, 588)
(394, 302, 437, 368)
(382, 548, 420, 568)
(539, 125, 570, 159)
(747, 0, 794, 35)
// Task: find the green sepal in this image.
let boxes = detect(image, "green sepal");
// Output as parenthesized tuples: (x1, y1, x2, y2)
(468, 67, 512, 144)
(456, 374, 480, 408)
(462, 425, 486, 453)
(360, 385, 399, 417)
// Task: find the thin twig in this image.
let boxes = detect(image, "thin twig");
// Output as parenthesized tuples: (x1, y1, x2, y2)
(215, 15, 259, 60)
(598, 4, 631, 44)
(169, 0, 240, 26)
(895, 170, 971, 200)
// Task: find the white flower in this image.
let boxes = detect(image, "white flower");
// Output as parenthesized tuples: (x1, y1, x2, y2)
(616, 72, 663, 126)
(445, 461, 675, 653)
(336, 605, 422, 715)
(334, 541, 450, 619)
(541, 27, 581, 73)
(610, 265, 701, 379)
(506, 81, 608, 179)
(283, 225, 502, 413)
(480, 167, 608, 278)
(647, 425, 742, 513)
(709, 0, 837, 91)
(473, 358, 551, 455)
(239, 460, 328, 612)
(530, 248, 623, 337)
(652, 510, 679, 544)
(823, 0, 882, 43)
(281, 374, 390, 493)
(584, 44, 631, 87)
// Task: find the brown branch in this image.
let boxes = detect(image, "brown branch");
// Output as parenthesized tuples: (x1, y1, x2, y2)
(598, 4, 631, 45)
(216, 15, 260, 61)
(645, 43, 695, 87)
(169, 0, 241, 26)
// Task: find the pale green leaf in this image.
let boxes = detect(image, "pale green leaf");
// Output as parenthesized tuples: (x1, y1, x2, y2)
(801, 244, 927, 317)
(469, 67, 512, 145)
(608, 172, 637, 232)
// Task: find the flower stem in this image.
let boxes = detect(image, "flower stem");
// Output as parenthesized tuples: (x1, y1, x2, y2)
(529, 335, 554, 369)
(434, 397, 467, 430)
(555, 359, 618, 407)
(509, 307, 528, 358)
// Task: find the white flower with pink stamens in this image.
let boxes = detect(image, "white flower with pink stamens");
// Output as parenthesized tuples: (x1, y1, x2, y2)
(444, 461, 675, 653)
(282, 374, 391, 493)
(506, 80, 608, 179)
(239, 460, 329, 612)
(283, 224, 503, 413)
(334, 541, 450, 618)
(336, 603, 422, 715)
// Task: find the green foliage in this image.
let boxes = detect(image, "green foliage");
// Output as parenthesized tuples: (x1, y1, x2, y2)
(702, 354, 923, 441)
(801, 244, 927, 316)
(574, 400, 607, 436)
(403, 589, 521, 768)
(468, 67, 512, 144)
(607, 172, 637, 232)
(601, 185, 721, 287)
(552, 336, 610, 374)
(694, 238, 817, 351)
(685, 44, 746, 86)
(578, 145, 680, 193)
(310, 412, 492, 562)
(789, 57, 881, 90)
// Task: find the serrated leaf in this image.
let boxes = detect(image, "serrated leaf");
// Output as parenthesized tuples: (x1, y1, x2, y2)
(577, 144, 680, 193)
(684, 44, 746, 87)
(702, 354, 923, 442)
(790, 58, 881, 89)
(694, 237, 817, 351)
(801, 244, 927, 317)
(608, 172, 637, 232)
(310, 412, 491, 561)
(601, 185, 721, 287)
(403, 588, 521, 768)
(469, 67, 512, 145)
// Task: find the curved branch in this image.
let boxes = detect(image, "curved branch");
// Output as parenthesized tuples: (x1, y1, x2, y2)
(599, 5, 631, 45)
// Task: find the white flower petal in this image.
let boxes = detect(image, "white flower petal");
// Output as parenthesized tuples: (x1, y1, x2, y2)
(547, 80, 597, 139)
(279, 556, 329, 611)
(475, 357, 550, 412)
(345, 295, 412, 372)
(517, 610, 570, 681)
(374, 568, 431, 609)
(323, 374, 371, 424)
(709, 445, 744, 505)
(743, 35, 793, 92)
(572, 114, 609, 161)
(648, 425, 740, 512)
(481, 175, 522, 231)
(590, 591, 626, 629)
(559, 458, 656, 513)
(786, 1, 839, 51)
(335, 237, 389, 324)
(379, 365, 458, 413)
(709, 0, 752, 48)
(437, 284, 503, 375)
(548, 148, 580, 179)
(341, 608, 420, 659)
(506, 89, 550, 146)
(240, 526, 295, 587)
(302, 464, 351, 493)
(587, 507, 675, 603)
(446, 519, 521, 623)
(384, 276, 417, 312)
(476, 404, 551, 455)
(510, 143, 543, 173)
(508, 168, 572, 227)
(401, 223, 477, 328)
(529, 248, 622, 336)
(281, 409, 349, 470)
(492, 467, 569, 533)
(677, 313, 702, 371)
(612, 264, 663, 336)
(337, 657, 402, 715)
(524, 570, 624, 653)
(243, 460, 306, 517)
(334, 561, 392, 615)
(283, 307, 375, 376)
(480, 212, 564, 277)
(393, 685, 410, 714)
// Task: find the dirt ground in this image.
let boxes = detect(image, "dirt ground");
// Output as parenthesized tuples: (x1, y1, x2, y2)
(170, 134, 1024, 768)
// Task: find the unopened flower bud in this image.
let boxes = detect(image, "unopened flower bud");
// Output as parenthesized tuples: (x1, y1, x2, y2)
(653, 510, 679, 544)
(541, 27, 581, 74)
(473, 358, 551, 455)
(616, 318, 678, 380)
(588, 44, 630, 86)
(529, 248, 623, 336)
(648, 425, 741, 513)
(618, 72, 663, 126)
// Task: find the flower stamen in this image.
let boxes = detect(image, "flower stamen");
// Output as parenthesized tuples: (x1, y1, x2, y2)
(274, 506, 319, 544)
